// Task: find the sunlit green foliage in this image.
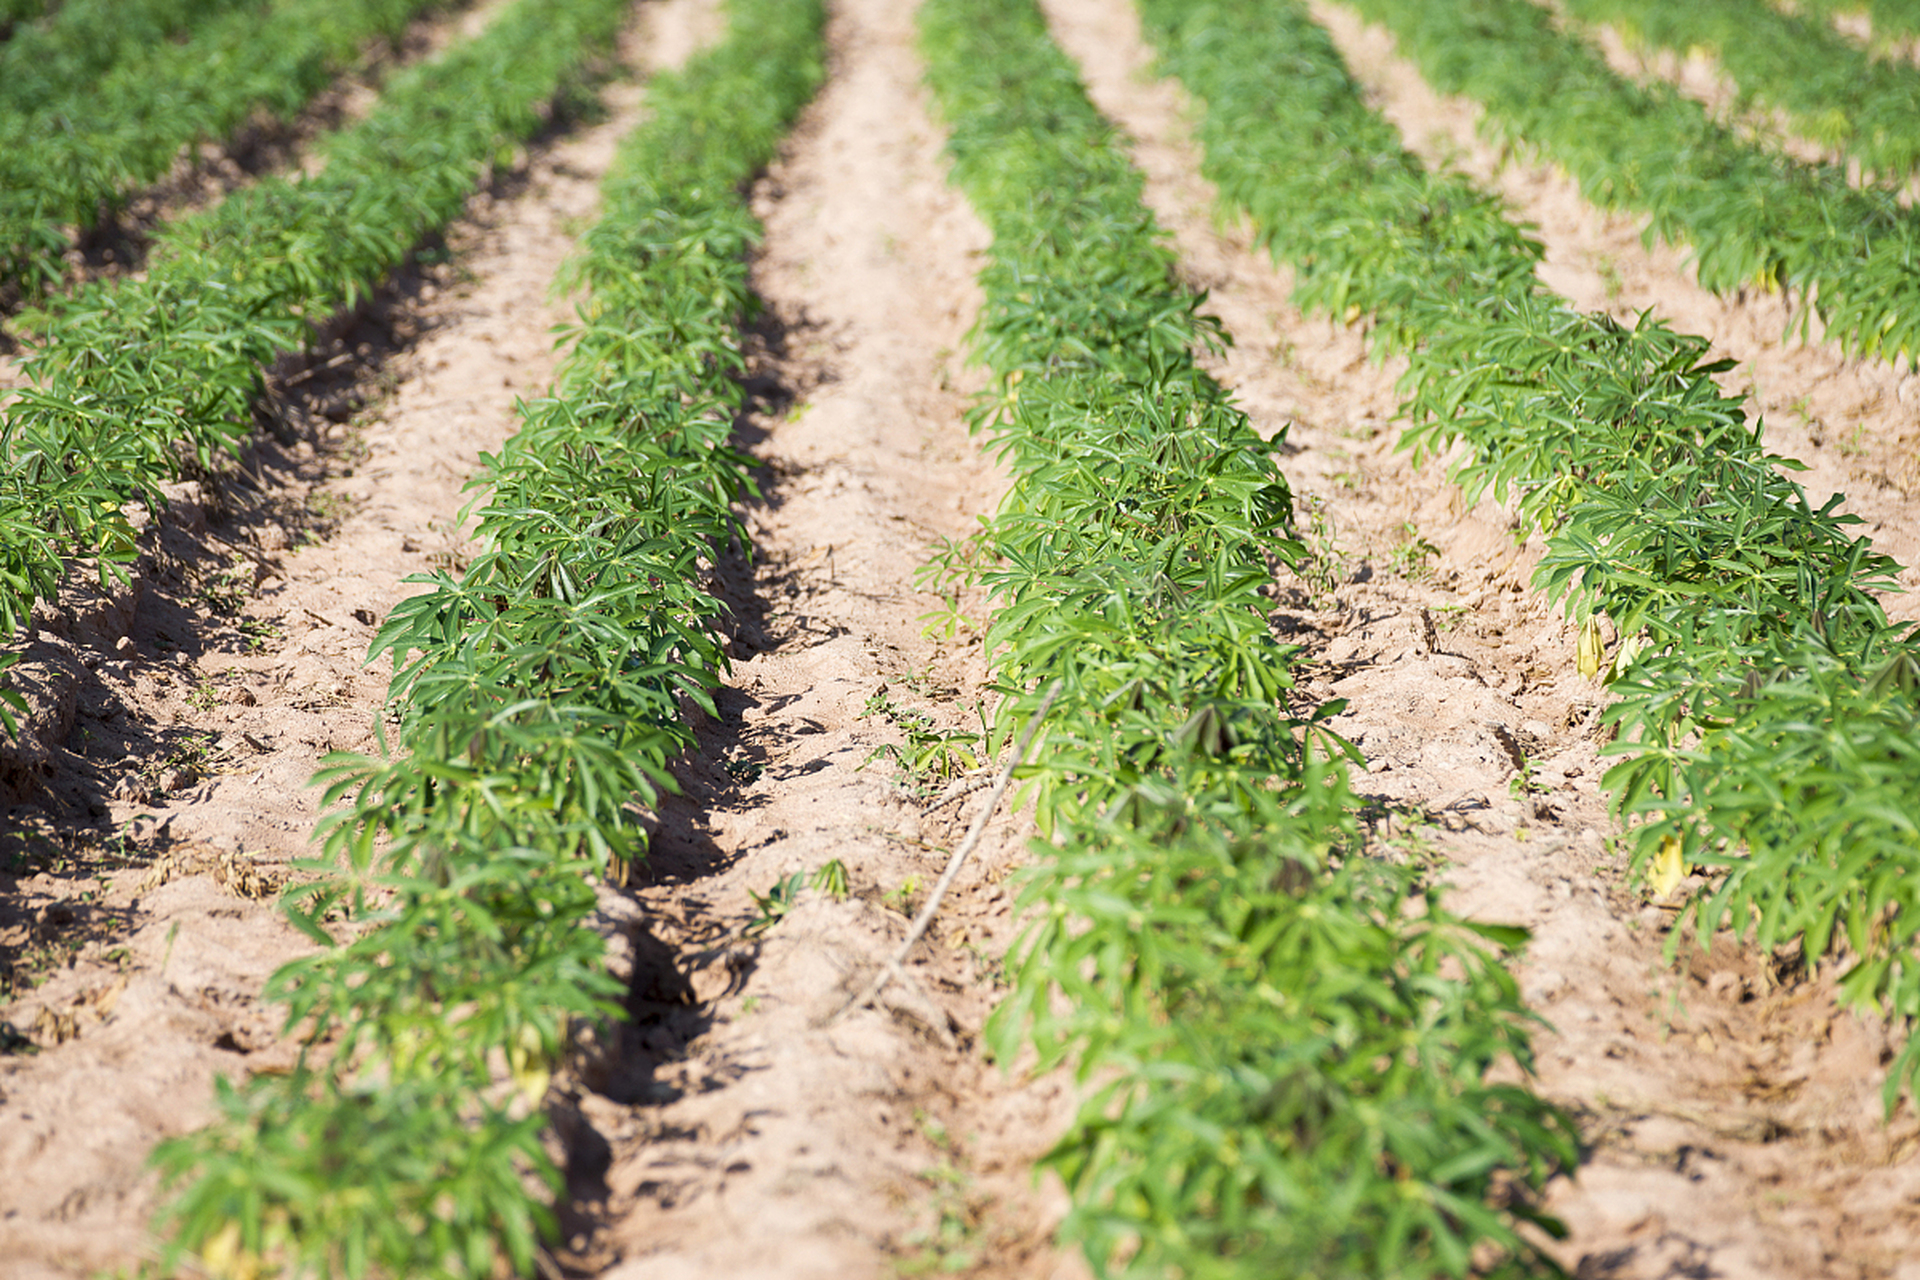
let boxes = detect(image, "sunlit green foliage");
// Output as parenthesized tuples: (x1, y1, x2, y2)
(0, 0, 258, 120)
(1338, 0, 1920, 367)
(1559, 0, 1920, 177)
(0, 0, 47, 31)
(1144, 0, 1920, 1110)
(1797, 0, 1920, 44)
(0, 0, 618, 644)
(920, 0, 1576, 1275)
(0, 0, 449, 291)
(149, 0, 826, 1274)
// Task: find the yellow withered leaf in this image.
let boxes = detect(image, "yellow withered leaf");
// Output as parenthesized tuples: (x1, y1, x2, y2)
(513, 1060, 552, 1109)
(1607, 632, 1650, 684)
(199, 1221, 263, 1280)
(1576, 616, 1604, 680)
(1650, 835, 1688, 898)
(510, 1026, 552, 1108)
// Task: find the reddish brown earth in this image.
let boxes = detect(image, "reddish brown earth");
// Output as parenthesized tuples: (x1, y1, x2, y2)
(3, 1, 1920, 1278)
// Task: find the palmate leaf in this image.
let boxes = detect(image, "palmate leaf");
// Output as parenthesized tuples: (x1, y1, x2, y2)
(153, 1068, 560, 1280)
(1003, 803, 1570, 1280)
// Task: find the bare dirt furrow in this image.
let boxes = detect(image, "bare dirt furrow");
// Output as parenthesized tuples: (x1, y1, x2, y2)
(0, 5, 694, 1273)
(571, 2, 1081, 1276)
(1310, 1, 1920, 626)
(1043, 2, 1920, 1277)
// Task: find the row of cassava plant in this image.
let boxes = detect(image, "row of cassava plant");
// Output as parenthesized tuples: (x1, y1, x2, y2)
(0, 0, 449, 293)
(1328, 0, 1920, 368)
(1556, 0, 1920, 177)
(0, 0, 260, 122)
(149, 1, 827, 1275)
(918, 0, 1578, 1275)
(0, 0, 620, 646)
(1141, 0, 1920, 1108)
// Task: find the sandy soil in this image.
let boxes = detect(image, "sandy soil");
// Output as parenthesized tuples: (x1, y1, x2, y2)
(5, 1, 1920, 1278)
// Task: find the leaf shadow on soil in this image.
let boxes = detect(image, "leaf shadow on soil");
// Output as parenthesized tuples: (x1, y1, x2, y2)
(0, 232, 504, 1054)
(0, 243, 456, 820)
(547, 295, 877, 1273)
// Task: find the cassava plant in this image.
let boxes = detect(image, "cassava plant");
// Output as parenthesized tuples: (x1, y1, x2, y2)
(1337, 0, 1920, 367)
(0, 0, 618, 645)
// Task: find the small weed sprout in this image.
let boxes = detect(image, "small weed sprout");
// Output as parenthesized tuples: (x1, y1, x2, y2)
(1595, 254, 1625, 300)
(1291, 495, 1347, 608)
(883, 876, 920, 915)
(187, 680, 221, 713)
(1508, 753, 1538, 801)
(237, 617, 280, 653)
(893, 1113, 983, 1276)
(859, 688, 981, 794)
(199, 553, 256, 617)
(305, 490, 357, 525)
(811, 859, 849, 899)
(745, 871, 808, 937)
(1385, 521, 1440, 581)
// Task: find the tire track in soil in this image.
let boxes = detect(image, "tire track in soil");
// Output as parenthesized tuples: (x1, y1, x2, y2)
(1041, 2, 1920, 1278)
(565, 3, 1085, 1278)
(1312, 1, 1920, 625)
(0, 5, 694, 1274)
